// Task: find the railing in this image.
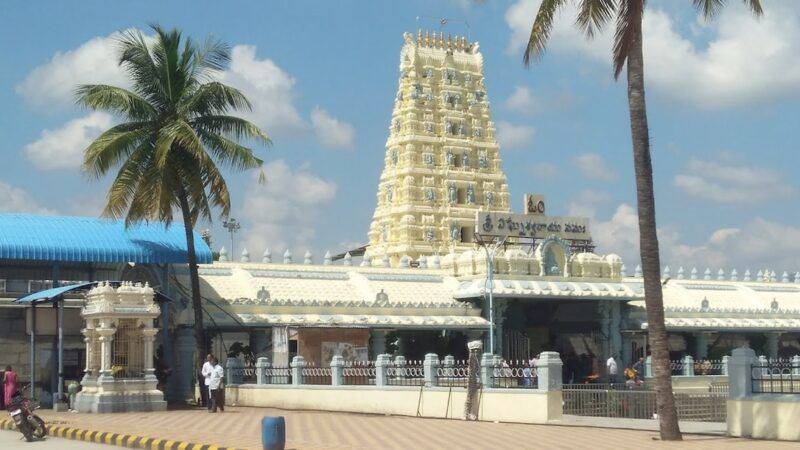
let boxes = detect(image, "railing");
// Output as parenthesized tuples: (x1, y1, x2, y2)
(491, 361, 538, 389)
(563, 388, 726, 422)
(387, 361, 425, 386)
(302, 364, 332, 385)
(752, 361, 800, 394)
(342, 361, 376, 386)
(694, 359, 725, 375)
(264, 366, 292, 385)
(436, 361, 470, 388)
(709, 381, 728, 395)
(669, 360, 685, 376)
(241, 364, 256, 384)
(563, 383, 632, 391)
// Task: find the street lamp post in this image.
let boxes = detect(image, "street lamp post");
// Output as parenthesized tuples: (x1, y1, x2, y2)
(478, 236, 505, 355)
(223, 218, 240, 256)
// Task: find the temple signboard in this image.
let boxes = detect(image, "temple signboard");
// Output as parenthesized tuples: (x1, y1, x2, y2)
(475, 211, 591, 241)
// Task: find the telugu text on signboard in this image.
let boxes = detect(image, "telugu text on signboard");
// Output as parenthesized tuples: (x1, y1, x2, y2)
(475, 211, 591, 241)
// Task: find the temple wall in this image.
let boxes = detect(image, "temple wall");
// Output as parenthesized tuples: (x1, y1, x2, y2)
(225, 384, 561, 424)
(728, 397, 800, 441)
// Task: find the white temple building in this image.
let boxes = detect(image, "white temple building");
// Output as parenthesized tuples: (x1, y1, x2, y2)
(171, 31, 800, 380)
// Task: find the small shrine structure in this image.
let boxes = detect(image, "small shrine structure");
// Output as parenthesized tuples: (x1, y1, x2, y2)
(74, 281, 166, 413)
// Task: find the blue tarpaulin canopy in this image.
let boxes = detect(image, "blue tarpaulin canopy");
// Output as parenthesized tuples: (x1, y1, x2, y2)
(0, 214, 212, 264)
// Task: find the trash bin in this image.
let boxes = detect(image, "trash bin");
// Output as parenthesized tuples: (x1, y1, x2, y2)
(261, 416, 285, 450)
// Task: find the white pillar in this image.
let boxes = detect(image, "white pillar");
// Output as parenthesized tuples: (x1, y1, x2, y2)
(97, 329, 115, 381)
(728, 347, 756, 399)
(535, 351, 563, 392)
(142, 328, 158, 380)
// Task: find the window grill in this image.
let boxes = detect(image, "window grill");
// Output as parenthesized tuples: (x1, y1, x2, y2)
(111, 319, 144, 379)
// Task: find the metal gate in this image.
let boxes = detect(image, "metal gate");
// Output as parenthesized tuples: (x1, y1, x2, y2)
(502, 329, 530, 361)
(563, 385, 727, 422)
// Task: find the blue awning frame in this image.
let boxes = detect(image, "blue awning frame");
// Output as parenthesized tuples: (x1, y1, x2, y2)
(15, 281, 175, 304)
(15, 282, 96, 304)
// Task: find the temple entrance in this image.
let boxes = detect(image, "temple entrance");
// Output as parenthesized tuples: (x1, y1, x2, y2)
(501, 299, 603, 383)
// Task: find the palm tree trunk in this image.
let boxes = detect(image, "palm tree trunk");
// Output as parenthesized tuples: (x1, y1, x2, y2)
(178, 189, 207, 373)
(625, 7, 682, 441)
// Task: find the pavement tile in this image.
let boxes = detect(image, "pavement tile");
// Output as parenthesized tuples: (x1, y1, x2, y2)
(37, 407, 795, 450)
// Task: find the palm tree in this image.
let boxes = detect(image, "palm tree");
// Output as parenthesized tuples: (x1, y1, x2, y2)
(523, 0, 762, 440)
(77, 25, 270, 378)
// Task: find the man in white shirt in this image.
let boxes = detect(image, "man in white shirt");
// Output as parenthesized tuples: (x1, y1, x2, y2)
(201, 354, 214, 411)
(209, 357, 225, 413)
(606, 355, 619, 383)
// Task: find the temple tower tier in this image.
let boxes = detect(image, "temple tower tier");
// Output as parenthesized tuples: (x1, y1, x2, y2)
(367, 31, 511, 267)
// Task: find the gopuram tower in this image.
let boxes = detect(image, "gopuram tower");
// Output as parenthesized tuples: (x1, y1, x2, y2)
(366, 31, 511, 267)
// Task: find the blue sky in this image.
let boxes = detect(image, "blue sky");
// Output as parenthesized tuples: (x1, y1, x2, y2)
(2, 0, 800, 276)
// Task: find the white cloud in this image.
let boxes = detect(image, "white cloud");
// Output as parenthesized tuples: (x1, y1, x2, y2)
(505, 85, 575, 115)
(15, 32, 131, 110)
(589, 202, 800, 274)
(310, 106, 356, 150)
(23, 112, 114, 170)
(18, 34, 312, 140)
(674, 158, 794, 203)
(238, 160, 337, 257)
(592, 204, 641, 265)
(566, 189, 612, 218)
(505, 1, 800, 108)
(573, 153, 617, 182)
(220, 45, 307, 137)
(527, 161, 560, 179)
(0, 180, 57, 214)
(496, 121, 535, 149)
(663, 218, 800, 275)
(505, 86, 536, 113)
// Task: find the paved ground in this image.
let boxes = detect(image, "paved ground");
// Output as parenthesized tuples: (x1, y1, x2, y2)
(0, 429, 123, 449)
(37, 407, 796, 450)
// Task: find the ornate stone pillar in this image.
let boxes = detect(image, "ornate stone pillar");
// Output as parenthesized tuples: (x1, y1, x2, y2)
(609, 301, 622, 361)
(81, 328, 95, 381)
(493, 300, 508, 357)
(142, 327, 159, 380)
(96, 328, 116, 383)
(622, 333, 633, 367)
(598, 302, 612, 371)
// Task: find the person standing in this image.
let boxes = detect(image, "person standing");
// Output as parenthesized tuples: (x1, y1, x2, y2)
(209, 357, 224, 413)
(606, 355, 619, 383)
(200, 354, 214, 410)
(3, 365, 18, 407)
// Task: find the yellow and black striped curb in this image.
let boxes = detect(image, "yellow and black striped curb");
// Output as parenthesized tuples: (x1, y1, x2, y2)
(0, 418, 244, 450)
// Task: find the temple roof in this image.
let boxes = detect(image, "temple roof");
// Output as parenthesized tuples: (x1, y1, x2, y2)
(454, 278, 643, 300)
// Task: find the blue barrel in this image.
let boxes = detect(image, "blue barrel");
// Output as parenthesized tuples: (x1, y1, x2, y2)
(261, 416, 286, 450)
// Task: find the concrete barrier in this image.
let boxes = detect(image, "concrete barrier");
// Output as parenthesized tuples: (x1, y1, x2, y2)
(225, 384, 561, 424)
